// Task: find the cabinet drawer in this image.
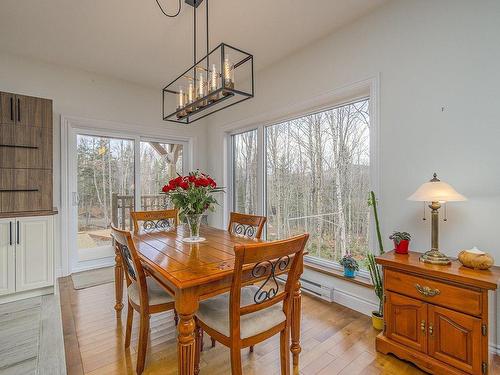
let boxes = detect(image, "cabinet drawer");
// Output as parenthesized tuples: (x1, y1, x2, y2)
(385, 269, 482, 316)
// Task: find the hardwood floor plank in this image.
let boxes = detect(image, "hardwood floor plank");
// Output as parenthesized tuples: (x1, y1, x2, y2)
(59, 276, 499, 374)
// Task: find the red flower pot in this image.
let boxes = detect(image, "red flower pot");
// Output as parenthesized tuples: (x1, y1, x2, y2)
(394, 239, 410, 254)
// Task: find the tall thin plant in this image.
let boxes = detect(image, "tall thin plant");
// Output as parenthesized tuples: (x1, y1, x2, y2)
(368, 191, 384, 316)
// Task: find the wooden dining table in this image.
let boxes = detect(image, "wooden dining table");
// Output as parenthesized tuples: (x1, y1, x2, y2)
(113, 224, 303, 375)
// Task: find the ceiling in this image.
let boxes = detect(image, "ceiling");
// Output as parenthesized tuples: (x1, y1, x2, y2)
(0, 0, 388, 89)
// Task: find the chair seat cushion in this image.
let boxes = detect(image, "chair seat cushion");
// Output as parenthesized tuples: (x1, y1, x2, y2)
(128, 277, 174, 306)
(196, 286, 286, 339)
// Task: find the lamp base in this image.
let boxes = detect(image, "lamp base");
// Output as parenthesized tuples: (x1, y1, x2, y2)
(419, 249, 451, 265)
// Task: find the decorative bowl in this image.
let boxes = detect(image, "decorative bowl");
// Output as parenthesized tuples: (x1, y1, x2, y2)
(457, 247, 494, 270)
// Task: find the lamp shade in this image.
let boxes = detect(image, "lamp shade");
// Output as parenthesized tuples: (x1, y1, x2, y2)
(408, 173, 467, 202)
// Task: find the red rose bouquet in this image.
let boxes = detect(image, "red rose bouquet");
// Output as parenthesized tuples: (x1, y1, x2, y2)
(162, 171, 224, 242)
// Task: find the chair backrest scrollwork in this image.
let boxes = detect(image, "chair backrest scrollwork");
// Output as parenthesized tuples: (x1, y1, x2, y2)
(227, 212, 266, 239)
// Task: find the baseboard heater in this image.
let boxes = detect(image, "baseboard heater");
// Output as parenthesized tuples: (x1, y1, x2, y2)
(278, 276, 334, 302)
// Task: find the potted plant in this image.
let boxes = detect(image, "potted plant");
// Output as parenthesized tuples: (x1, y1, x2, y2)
(367, 191, 384, 330)
(162, 171, 224, 243)
(389, 231, 411, 254)
(339, 254, 359, 278)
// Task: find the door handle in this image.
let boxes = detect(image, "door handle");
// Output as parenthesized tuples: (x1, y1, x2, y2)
(420, 320, 426, 334)
(9, 221, 13, 246)
(429, 324, 434, 336)
(16, 221, 20, 245)
(10, 97, 14, 121)
(72, 192, 79, 206)
(17, 98, 21, 122)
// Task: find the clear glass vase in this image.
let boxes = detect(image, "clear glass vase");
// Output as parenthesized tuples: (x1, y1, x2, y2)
(184, 213, 205, 243)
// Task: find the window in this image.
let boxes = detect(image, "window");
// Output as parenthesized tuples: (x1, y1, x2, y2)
(232, 129, 258, 214)
(266, 99, 370, 266)
(230, 98, 371, 268)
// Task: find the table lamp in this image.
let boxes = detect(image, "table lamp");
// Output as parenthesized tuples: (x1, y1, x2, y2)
(408, 173, 467, 265)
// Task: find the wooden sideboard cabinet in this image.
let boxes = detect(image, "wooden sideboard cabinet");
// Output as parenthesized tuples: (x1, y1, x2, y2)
(376, 251, 499, 375)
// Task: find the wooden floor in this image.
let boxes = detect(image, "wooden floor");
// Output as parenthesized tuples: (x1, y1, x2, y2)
(59, 277, 500, 375)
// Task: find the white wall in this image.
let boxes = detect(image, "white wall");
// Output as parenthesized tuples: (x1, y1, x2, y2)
(205, 0, 500, 351)
(0, 52, 207, 276)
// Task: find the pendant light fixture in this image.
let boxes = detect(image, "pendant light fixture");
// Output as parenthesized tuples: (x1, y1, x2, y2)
(158, 0, 254, 124)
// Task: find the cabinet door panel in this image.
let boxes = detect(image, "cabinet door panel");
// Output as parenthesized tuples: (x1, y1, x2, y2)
(386, 291, 427, 353)
(0, 169, 53, 212)
(15, 217, 53, 291)
(428, 305, 481, 374)
(0, 92, 16, 125)
(15, 95, 44, 127)
(0, 219, 15, 295)
(0, 125, 52, 169)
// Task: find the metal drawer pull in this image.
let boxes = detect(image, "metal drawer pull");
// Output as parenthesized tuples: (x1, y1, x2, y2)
(415, 283, 440, 297)
(420, 320, 426, 334)
(428, 324, 434, 336)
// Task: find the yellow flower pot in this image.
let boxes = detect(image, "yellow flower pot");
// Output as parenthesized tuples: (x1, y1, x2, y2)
(372, 312, 384, 330)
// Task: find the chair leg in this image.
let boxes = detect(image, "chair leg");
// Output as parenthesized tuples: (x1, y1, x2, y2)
(125, 302, 134, 348)
(230, 344, 243, 375)
(194, 323, 203, 375)
(211, 337, 216, 348)
(280, 328, 291, 375)
(200, 328, 204, 352)
(136, 311, 150, 375)
(174, 309, 179, 326)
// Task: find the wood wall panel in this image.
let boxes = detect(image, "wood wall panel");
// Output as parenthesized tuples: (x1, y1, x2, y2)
(0, 92, 53, 214)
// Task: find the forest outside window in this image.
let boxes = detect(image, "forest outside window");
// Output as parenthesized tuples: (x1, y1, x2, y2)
(232, 129, 258, 215)
(231, 97, 371, 270)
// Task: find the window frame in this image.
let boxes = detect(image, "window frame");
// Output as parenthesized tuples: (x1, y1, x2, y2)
(226, 78, 379, 280)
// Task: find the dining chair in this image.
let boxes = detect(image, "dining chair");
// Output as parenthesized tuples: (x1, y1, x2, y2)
(131, 209, 180, 326)
(206, 211, 268, 350)
(227, 212, 266, 239)
(111, 225, 176, 375)
(194, 233, 309, 375)
(131, 208, 178, 234)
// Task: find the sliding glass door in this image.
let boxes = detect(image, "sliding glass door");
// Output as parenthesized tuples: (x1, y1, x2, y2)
(68, 128, 189, 273)
(139, 141, 184, 210)
(76, 134, 135, 265)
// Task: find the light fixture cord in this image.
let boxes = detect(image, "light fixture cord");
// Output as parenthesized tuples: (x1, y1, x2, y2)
(155, 0, 181, 17)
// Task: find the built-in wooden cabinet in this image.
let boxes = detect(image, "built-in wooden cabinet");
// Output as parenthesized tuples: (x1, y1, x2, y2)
(0, 91, 53, 214)
(0, 216, 54, 298)
(376, 251, 499, 375)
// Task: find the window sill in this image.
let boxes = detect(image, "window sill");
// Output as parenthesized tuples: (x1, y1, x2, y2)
(303, 261, 373, 289)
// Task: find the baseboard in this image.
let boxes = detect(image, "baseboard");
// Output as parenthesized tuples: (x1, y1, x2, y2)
(71, 259, 115, 274)
(0, 286, 54, 305)
(333, 287, 378, 316)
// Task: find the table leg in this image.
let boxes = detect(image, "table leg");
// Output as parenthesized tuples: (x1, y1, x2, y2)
(114, 247, 124, 317)
(291, 280, 302, 367)
(176, 291, 199, 375)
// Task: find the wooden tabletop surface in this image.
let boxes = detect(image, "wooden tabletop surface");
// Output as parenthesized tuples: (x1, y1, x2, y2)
(133, 224, 264, 289)
(376, 250, 500, 290)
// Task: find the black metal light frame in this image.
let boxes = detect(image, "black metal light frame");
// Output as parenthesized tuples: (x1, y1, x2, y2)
(161, 0, 254, 124)
(162, 43, 254, 124)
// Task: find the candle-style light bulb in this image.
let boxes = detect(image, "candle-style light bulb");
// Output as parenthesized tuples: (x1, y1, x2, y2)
(224, 57, 231, 84)
(198, 72, 204, 98)
(211, 64, 217, 92)
(178, 87, 184, 108)
(188, 82, 194, 103)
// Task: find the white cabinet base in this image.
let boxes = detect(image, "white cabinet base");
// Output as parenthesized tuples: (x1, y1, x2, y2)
(0, 215, 55, 304)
